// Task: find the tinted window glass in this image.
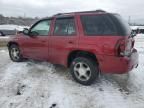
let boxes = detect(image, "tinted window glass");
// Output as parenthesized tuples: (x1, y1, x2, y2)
(31, 20, 51, 36)
(113, 14, 131, 36)
(54, 17, 76, 36)
(81, 15, 117, 36)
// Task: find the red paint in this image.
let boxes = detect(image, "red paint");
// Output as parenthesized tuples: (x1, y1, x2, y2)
(8, 11, 138, 74)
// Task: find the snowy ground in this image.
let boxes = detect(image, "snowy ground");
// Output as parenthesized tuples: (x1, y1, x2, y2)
(0, 35, 144, 108)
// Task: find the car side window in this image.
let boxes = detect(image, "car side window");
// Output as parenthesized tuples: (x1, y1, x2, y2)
(30, 19, 51, 36)
(81, 15, 117, 36)
(54, 17, 76, 36)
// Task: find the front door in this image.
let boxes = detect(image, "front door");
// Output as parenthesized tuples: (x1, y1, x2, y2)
(21, 19, 52, 60)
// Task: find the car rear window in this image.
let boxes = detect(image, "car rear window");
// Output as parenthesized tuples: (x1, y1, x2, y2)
(80, 15, 117, 36)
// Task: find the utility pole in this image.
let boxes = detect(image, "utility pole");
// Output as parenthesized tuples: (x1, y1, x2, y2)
(24, 13, 26, 18)
(128, 16, 131, 24)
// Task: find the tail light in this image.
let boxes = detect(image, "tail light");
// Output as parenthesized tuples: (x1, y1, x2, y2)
(116, 39, 133, 57)
(117, 39, 126, 56)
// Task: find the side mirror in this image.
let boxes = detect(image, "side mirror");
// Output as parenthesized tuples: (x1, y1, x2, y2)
(23, 28, 38, 37)
(23, 28, 29, 35)
(29, 31, 39, 37)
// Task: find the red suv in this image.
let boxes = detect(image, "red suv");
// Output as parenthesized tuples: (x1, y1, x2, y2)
(8, 10, 138, 85)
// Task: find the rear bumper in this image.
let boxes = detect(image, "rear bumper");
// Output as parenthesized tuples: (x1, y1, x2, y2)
(97, 49, 139, 74)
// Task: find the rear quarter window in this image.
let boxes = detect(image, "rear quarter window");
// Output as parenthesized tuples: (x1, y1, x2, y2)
(80, 15, 117, 36)
(109, 14, 132, 36)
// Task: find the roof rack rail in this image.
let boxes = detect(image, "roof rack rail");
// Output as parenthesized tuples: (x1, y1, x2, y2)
(54, 10, 107, 16)
(54, 13, 72, 16)
(95, 9, 106, 12)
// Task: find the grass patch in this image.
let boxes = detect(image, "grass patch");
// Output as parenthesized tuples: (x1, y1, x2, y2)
(0, 40, 8, 47)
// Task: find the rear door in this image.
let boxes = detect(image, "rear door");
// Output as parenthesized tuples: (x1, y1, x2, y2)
(21, 19, 52, 60)
(48, 16, 78, 66)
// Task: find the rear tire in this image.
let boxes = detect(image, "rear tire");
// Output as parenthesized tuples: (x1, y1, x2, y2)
(9, 44, 23, 62)
(70, 57, 99, 85)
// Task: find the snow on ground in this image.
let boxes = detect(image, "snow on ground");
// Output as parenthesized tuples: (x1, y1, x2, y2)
(0, 36, 10, 38)
(0, 35, 144, 108)
(135, 34, 144, 47)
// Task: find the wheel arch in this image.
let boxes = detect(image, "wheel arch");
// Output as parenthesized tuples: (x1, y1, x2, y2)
(67, 50, 99, 67)
(7, 41, 19, 49)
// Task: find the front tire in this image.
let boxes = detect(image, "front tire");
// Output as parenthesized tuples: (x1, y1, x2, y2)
(70, 57, 99, 85)
(9, 44, 23, 62)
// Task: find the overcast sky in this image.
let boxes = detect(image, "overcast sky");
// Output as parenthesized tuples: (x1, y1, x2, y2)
(0, 0, 144, 21)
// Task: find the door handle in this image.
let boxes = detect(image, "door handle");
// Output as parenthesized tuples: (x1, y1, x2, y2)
(68, 41, 74, 44)
(42, 40, 46, 42)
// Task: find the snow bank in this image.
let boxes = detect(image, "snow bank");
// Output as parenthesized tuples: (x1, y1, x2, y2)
(0, 24, 29, 31)
(135, 34, 144, 47)
(130, 26, 144, 30)
(0, 36, 10, 39)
